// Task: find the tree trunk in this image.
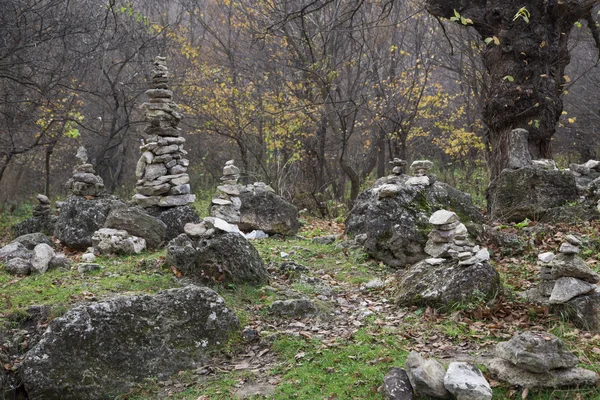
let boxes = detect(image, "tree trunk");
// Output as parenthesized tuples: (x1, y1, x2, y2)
(426, 0, 599, 179)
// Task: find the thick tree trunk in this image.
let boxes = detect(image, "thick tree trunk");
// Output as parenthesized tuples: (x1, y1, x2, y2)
(426, 0, 599, 179)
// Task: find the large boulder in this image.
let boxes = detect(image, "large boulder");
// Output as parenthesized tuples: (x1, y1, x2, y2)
(346, 175, 483, 268)
(167, 231, 269, 285)
(104, 205, 166, 249)
(11, 232, 53, 250)
(487, 167, 578, 222)
(21, 285, 239, 400)
(551, 291, 600, 331)
(395, 258, 501, 308)
(238, 188, 300, 236)
(53, 196, 123, 250)
(148, 205, 201, 242)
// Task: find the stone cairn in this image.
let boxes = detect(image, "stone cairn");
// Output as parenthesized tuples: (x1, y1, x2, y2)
(389, 158, 407, 175)
(33, 194, 51, 217)
(133, 56, 195, 208)
(424, 210, 489, 266)
(210, 160, 242, 223)
(488, 331, 598, 388)
(406, 160, 434, 186)
(65, 147, 105, 196)
(535, 235, 599, 305)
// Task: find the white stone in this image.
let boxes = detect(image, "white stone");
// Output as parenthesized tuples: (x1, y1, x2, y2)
(217, 185, 241, 196)
(475, 248, 490, 262)
(425, 258, 446, 265)
(81, 252, 96, 263)
(31, 244, 55, 274)
(444, 362, 493, 400)
(212, 198, 233, 206)
(184, 222, 206, 237)
(204, 217, 242, 235)
(429, 210, 459, 225)
(549, 277, 596, 304)
(538, 252, 555, 263)
(245, 230, 268, 240)
(584, 159, 600, 170)
(559, 242, 579, 254)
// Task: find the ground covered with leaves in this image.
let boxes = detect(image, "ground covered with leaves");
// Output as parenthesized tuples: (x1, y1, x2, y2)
(1, 217, 600, 399)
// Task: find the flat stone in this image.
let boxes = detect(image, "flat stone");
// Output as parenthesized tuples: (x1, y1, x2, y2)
(425, 258, 446, 266)
(406, 176, 430, 186)
(457, 252, 472, 261)
(559, 242, 579, 254)
(152, 154, 173, 164)
(495, 332, 578, 373)
(443, 362, 492, 400)
(212, 198, 233, 206)
(438, 221, 460, 231)
(165, 159, 177, 169)
(268, 299, 318, 318)
(405, 351, 449, 399)
(410, 160, 434, 171)
(424, 241, 450, 258)
(429, 210, 459, 225)
(158, 136, 186, 145)
(549, 277, 596, 304)
(5, 257, 32, 275)
(133, 194, 161, 207)
(154, 144, 180, 155)
(378, 184, 401, 198)
(158, 194, 196, 207)
(382, 368, 414, 400)
(565, 234, 582, 246)
(427, 230, 454, 243)
(218, 185, 240, 196)
(532, 159, 558, 170)
(223, 165, 240, 176)
(487, 358, 598, 389)
(204, 217, 241, 234)
(145, 88, 173, 98)
(550, 253, 600, 283)
(170, 174, 190, 186)
(136, 183, 171, 196)
(538, 252, 555, 264)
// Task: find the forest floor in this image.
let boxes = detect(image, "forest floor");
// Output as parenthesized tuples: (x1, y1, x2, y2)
(1, 216, 600, 399)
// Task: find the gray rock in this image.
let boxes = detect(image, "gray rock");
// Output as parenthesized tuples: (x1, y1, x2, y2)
(31, 244, 55, 274)
(312, 235, 338, 245)
(212, 198, 233, 206)
(549, 254, 600, 283)
(48, 254, 72, 270)
(166, 232, 268, 285)
(12, 232, 53, 250)
(410, 160, 434, 172)
(405, 351, 449, 399)
(268, 299, 318, 318)
(487, 167, 578, 222)
(104, 206, 166, 249)
(143, 163, 168, 181)
(551, 291, 600, 331)
(532, 159, 558, 170)
(559, 242, 579, 254)
(150, 205, 201, 242)
(13, 215, 57, 237)
(382, 368, 414, 400)
(346, 175, 483, 268)
(237, 190, 300, 236)
(361, 278, 385, 290)
(429, 210, 458, 225)
(395, 259, 501, 308)
(0, 242, 33, 262)
(184, 222, 207, 237)
(565, 234, 582, 246)
(443, 362, 492, 400)
(21, 285, 239, 400)
(154, 144, 179, 155)
(378, 184, 401, 198)
(169, 184, 190, 195)
(92, 228, 147, 255)
(5, 257, 32, 275)
(487, 358, 598, 389)
(406, 176, 430, 186)
(217, 185, 240, 196)
(495, 332, 578, 373)
(136, 183, 171, 196)
(223, 164, 240, 176)
(81, 252, 96, 263)
(204, 217, 242, 234)
(132, 194, 161, 207)
(549, 277, 596, 304)
(507, 128, 533, 169)
(54, 196, 121, 250)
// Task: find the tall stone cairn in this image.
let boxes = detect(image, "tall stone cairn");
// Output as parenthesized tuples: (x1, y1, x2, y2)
(133, 56, 195, 208)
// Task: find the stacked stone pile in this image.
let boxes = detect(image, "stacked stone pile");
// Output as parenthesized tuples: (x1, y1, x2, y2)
(33, 194, 51, 217)
(389, 158, 407, 175)
(133, 56, 195, 208)
(424, 210, 490, 266)
(487, 332, 598, 388)
(406, 160, 434, 186)
(65, 147, 105, 197)
(530, 235, 600, 330)
(210, 160, 242, 223)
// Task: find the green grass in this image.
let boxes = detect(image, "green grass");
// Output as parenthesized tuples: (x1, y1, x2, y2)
(0, 251, 178, 328)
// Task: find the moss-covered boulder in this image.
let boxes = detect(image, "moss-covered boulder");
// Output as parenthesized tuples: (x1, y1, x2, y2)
(21, 285, 239, 400)
(345, 175, 483, 268)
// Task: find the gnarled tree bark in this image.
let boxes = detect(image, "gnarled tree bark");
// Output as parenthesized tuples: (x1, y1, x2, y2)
(426, 0, 600, 179)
